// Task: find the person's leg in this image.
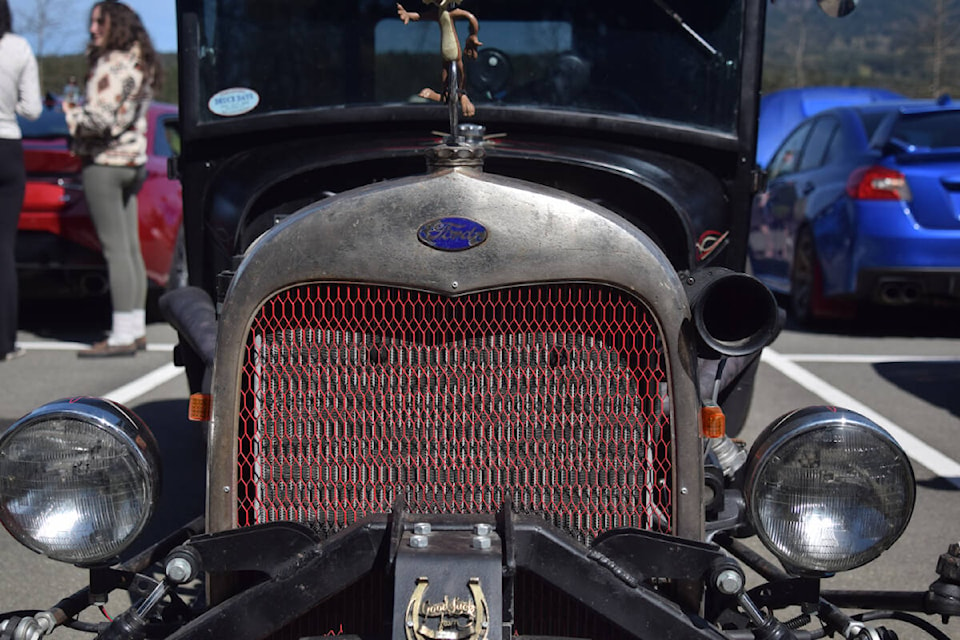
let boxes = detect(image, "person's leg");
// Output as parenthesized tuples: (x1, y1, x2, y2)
(121, 166, 148, 345)
(0, 139, 26, 358)
(80, 164, 143, 355)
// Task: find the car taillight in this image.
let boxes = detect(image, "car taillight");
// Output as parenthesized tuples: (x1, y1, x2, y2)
(21, 182, 72, 212)
(846, 166, 912, 201)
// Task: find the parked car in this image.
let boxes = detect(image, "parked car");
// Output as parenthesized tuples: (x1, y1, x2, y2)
(756, 86, 902, 169)
(749, 97, 960, 323)
(16, 98, 181, 299)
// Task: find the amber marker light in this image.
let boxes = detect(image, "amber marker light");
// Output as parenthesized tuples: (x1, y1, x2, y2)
(701, 403, 726, 438)
(189, 394, 213, 422)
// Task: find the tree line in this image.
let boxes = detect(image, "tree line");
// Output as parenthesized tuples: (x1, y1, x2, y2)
(13, 0, 178, 104)
(763, 0, 960, 98)
(34, 53, 179, 105)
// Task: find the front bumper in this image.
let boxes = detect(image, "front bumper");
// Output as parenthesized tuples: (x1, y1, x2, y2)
(164, 512, 729, 640)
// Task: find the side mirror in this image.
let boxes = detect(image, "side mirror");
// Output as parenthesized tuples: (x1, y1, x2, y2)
(817, 0, 859, 18)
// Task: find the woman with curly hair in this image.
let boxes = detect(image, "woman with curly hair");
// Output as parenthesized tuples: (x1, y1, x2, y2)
(65, 1, 163, 357)
(0, 0, 41, 362)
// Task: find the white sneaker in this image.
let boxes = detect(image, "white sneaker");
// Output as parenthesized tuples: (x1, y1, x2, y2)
(2, 347, 26, 362)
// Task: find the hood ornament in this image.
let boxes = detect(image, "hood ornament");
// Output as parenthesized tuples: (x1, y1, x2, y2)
(397, 0, 482, 130)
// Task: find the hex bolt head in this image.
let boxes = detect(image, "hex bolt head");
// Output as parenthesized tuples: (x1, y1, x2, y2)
(413, 522, 432, 536)
(937, 547, 960, 582)
(473, 523, 492, 536)
(472, 535, 491, 550)
(410, 534, 429, 548)
(165, 557, 194, 583)
(715, 569, 744, 595)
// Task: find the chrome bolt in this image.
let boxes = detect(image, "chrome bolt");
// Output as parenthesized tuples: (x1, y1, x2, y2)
(165, 557, 194, 583)
(715, 569, 744, 595)
(472, 535, 491, 550)
(410, 534, 429, 548)
(413, 522, 432, 535)
(474, 523, 492, 536)
(451, 281, 459, 289)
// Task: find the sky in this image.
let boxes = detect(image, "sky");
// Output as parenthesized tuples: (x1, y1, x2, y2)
(10, 0, 178, 54)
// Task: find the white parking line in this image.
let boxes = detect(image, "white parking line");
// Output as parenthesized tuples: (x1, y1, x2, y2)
(778, 353, 960, 364)
(17, 340, 177, 353)
(15, 340, 183, 405)
(763, 348, 960, 488)
(104, 362, 185, 405)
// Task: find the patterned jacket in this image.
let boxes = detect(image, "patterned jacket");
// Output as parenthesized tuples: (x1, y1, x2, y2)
(65, 43, 152, 167)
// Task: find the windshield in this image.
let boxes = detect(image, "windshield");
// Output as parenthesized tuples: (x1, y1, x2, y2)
(189, 0, 744, 133)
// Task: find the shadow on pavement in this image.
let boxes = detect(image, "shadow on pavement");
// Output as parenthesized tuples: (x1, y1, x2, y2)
(873, 360, 960, 420)
(19, 297, 112, 344)
(782, 304, 960, 339)
(19, 291, 168, 344)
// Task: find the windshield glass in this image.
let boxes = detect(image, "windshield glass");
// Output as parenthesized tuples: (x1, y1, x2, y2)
(191, 0, 743, 133)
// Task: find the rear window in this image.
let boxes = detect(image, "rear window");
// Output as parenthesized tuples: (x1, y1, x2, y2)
(890, 111, 960, 149)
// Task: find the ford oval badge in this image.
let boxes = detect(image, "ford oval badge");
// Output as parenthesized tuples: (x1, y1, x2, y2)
(418, 217, 488, 251)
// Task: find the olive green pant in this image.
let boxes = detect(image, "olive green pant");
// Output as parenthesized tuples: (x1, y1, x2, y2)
(81, 163, 147, 313)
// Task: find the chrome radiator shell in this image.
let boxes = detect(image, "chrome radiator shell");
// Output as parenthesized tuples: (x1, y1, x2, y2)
(207, 164, 704, 543)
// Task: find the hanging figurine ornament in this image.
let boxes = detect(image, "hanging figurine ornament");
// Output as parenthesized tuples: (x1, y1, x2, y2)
(397, 0, 482, 124)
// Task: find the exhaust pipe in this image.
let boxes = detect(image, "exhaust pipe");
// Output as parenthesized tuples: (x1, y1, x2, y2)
(79, 273, 109, 296)
(878, 280, 922, 305)
(684, 267, 781, 358)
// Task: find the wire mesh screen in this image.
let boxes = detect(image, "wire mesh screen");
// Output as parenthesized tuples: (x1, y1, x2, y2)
(236, 283, 672, 542)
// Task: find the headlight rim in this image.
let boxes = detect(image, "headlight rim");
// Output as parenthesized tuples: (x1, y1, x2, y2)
(744, 406, 916, 576)
(0, 396, 161, 566)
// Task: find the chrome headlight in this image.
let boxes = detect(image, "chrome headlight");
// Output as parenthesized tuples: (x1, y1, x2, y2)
(745, 406, 914, 575)
(0, 397, 160, 565)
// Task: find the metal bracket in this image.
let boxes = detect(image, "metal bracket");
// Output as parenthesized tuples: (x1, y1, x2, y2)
(394, 523, 503, 640)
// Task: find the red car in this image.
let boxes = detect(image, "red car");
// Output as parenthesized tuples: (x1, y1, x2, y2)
(16, 99, 181, 299)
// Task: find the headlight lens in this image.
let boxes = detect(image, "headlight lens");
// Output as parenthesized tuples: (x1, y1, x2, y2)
(0, 397, 160, 565)
(745, 406, 914, 575)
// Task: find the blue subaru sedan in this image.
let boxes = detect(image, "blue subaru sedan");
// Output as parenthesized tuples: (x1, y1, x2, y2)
(749, 97, 960, 324)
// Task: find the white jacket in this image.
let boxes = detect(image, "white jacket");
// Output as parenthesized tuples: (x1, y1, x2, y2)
(0, 32, 42, 139)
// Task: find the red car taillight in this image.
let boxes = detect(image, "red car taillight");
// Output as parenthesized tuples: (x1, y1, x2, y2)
(21, 182, 72, 212)
(846, 165, 912, 201)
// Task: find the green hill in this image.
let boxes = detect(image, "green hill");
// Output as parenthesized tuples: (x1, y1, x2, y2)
(763, 0, 960, 97)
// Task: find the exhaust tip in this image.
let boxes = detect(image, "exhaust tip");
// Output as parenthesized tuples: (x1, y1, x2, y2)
(877, 280, 923, 306)
(80, 273, 109, 296)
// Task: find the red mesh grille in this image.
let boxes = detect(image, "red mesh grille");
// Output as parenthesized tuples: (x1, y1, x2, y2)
(237, 283, 671, 542)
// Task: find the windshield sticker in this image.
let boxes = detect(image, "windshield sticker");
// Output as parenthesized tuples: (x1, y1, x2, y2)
(418, 217, 488, 251)
(208, 88, 261, 117)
